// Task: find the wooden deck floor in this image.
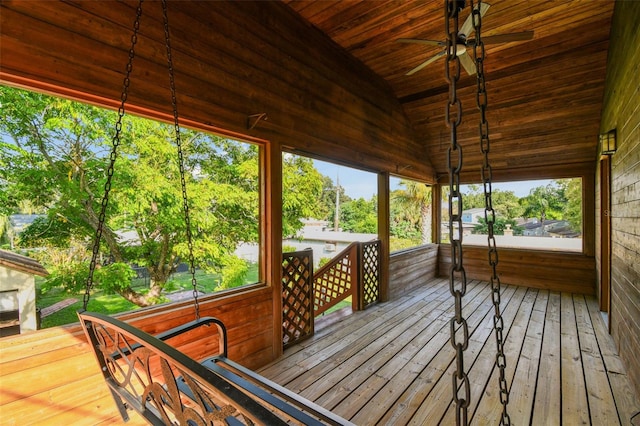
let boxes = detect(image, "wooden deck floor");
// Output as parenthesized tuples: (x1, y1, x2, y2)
(259, 278, 640, 425)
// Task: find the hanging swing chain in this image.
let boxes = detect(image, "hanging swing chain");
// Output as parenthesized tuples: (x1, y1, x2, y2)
(445, 1, 470, 425)
(82, 0, 144, 312)
(161, 0, 200, 320)
(471, 1, 511, 424)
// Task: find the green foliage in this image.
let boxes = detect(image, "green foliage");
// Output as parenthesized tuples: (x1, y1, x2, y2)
(94, 262, 137, 294)
(519, 182, 567, 236)
(561, 178, 582, 233)
(392, 180, 432, 244)
(282, 244, 298, 253)
(41, 255, 90, 294)
(282, 154, 325, 237)
(17, 215, 77, 248)
(390, 236, 423, 252)
(318, 257, 332, 268)
(390, 218, 421, 240)
(339, 197, 377, 233)
(461, 188, 522, 220)
(473, 217, 523, 235)
(218, 256, 249, 290)
(0, 85, 263, 306)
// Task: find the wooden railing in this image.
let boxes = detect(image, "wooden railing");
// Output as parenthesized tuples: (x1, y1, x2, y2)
(313, 242, 359, 316)
(281, 249, 314, 348)
(281, 240, 381, 346)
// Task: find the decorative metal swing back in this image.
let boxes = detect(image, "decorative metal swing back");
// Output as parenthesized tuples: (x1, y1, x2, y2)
(81, 0, 200, 320)
(444, 0, 511, 424)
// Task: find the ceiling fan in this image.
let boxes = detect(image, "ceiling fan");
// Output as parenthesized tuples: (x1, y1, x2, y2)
(397, 3, 533, 76)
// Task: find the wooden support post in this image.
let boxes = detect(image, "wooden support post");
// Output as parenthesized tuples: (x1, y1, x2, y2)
(378, 172, 390, 303)
(266, 140, 283, 359)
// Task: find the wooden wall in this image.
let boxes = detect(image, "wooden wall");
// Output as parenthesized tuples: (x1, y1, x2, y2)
(0, 0, 434, 182)
(0, 286, 273, 424)
(439, 246, 596, 295)
(388, 244, 439, 300)
(598, 0, 640, 398)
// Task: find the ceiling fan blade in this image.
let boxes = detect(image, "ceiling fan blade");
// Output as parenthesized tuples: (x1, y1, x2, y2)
(397, 38, 445, 47)
(458, 51, 476, 76)
(406, 50, 446, 76)
(459, 2, 490, 38)
(480, 31, 534, 44)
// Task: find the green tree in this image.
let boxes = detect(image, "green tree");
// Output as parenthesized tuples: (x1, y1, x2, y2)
(1, 86, 260, 306)
(559, 178, 582, 234)
(473, 217, 523, 235)
(392, 180, 432, 244)
(519, 183, 566, 236)
(459, 186, 521, 218)
(390, 188, 421, 241)
(339, 197, 377, 234)
(491, 190, 523, 220)
(281, 154, 324, 237)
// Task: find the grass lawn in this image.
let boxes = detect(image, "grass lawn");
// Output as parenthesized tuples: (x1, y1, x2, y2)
(36, 263, 352, 328)
(37, 263, 260, 328)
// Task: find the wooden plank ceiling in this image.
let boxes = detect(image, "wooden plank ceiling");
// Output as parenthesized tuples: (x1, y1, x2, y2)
(283, 0, 615, 180)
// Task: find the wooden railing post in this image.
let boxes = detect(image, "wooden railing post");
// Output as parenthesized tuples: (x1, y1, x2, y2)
(353, 242, 362, 311)
(281, 248, 314, 348)
(360, 240, 381, 309)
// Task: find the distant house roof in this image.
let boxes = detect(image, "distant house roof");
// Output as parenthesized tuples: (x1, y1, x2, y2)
(0, 249, 48, 277)
(522, 219, 563, 230)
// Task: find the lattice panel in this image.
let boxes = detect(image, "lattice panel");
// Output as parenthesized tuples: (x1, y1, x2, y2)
(282, 250, 313, 348)
(361, 240, 380, 308)
(314, 253, 353, 315)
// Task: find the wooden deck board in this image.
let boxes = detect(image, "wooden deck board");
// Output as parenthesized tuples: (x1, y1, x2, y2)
(260, 278, 640, 425)
(560, 292, 591, 425)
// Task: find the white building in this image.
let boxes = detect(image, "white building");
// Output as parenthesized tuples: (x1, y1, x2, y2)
(0, 250, 48, 336)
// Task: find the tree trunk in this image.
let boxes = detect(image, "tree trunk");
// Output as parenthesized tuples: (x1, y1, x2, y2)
(117, 287, 152, 307)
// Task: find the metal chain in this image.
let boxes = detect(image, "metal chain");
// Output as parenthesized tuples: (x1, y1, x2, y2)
(162, 0, 200, 320)
(471, 1, 511, 424)
(82, 0, 144, 312)
(445, 1, 470, 425)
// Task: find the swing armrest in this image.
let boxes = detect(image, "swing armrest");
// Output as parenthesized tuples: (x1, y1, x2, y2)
(154, 316, 228, 357)
(95, 315, 228, 360)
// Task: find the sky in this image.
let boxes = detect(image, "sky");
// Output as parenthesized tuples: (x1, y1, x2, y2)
(313, 160, 379, 200)
(313, 159, 553, 199)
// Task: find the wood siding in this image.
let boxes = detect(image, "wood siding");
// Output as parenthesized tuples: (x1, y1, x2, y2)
(0, 0, 434, 182)
(388, 244, 438, 300)
(286, 1, 614, 180)
(598, 0, 640, 398)
(0, 286, 273, 425)
(439, 246, 596, 295)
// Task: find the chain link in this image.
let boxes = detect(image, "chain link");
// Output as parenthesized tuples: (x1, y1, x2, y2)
(471, 1, 511, 423)
(445, 1, 470, 425)
(82, 0, 144, 312)
(162, 0, 200, 320)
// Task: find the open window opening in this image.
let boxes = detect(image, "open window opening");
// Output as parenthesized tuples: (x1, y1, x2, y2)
(389, 176, 433, 253)
(440, 178, 583, 252)
(281, 154, 377, 267)
(0, 85, 263, 326)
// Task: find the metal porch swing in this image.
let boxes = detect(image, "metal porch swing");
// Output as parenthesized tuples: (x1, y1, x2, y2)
(445, 0, 511, 425)
(76, 1, 352, 425)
